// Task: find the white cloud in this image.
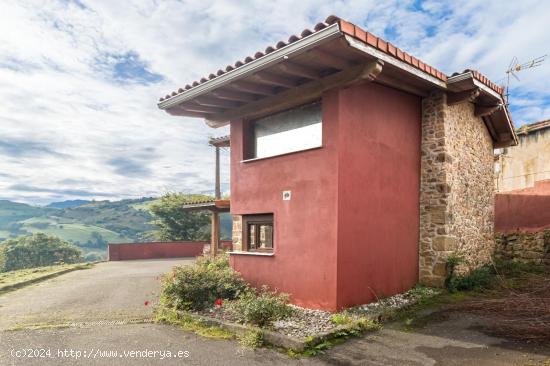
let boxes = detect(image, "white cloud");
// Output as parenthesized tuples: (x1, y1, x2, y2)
(0, 0, 548, 204)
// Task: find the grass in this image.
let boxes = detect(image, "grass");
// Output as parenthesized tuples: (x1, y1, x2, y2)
(288, 318, 381, 357)
(0, 263, 94, 295)
(22, 222, 131, 244)
(155, 304, 234, 340)
(392, 261, 548, 331)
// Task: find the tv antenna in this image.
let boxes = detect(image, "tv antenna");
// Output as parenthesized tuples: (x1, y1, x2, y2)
(504, 55, 546, 105)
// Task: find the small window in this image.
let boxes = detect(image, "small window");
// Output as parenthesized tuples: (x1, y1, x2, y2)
(245, 102, 322, 159)
(243, 214, 273, 252)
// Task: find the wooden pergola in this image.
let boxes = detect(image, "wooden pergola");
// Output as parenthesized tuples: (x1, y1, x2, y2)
(181, 136, 230, 257)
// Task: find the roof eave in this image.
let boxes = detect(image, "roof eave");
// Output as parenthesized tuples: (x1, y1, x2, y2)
(447, 72, 518, 147)
(157, 23, 342, 111)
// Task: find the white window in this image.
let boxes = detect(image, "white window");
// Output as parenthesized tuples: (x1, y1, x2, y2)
(249, 102, 322, 159)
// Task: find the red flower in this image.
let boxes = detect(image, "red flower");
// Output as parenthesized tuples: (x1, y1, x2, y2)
(215, 298, 223, 307)
(144, 300, 150, 306)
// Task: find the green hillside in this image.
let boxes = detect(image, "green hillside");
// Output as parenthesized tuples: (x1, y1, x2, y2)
(0, 197, 232, 249)
(0, 198, 156, 245)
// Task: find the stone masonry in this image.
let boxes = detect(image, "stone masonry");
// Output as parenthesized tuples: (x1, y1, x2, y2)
(419, 91, 495, 286)
(495, 230, 550, 265)
(232, 215, 243, 251)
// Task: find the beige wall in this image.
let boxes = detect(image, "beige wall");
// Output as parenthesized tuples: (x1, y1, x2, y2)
(496, 128, 550, 192)
(419, 92, 495, 286)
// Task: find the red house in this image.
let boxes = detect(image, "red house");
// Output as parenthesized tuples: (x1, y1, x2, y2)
(159, 16, 517, 311)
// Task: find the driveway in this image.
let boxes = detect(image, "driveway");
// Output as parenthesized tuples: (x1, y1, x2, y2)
(0, 259, 549, 365)
(0, 258, 190, 330)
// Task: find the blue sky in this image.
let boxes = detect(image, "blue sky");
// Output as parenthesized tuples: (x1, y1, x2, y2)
(0, 0, 549, 205)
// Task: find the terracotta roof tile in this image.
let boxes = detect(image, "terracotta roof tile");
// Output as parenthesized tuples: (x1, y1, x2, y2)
(365, 32, 377, 47)
(451, 69, 504, 95)
(159, 15, 502, 102)
(516, 119, 550, 134)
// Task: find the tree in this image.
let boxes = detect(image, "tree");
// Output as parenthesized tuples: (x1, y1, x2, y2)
(83, 231, 108, 249)
(0, 233, 82, 272)
(150, 193, 211, 241)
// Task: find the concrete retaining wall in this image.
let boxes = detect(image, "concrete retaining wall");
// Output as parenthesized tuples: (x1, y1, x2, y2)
(108, 241, 232, 261)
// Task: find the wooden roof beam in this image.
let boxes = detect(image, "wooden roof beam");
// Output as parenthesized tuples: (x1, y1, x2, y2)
(206, 59, 384, 124)
(475, 104, 501, 117)
(195, 96, 243, 108)
(211, 89, 258, 102)
(180, 103, 226, 114)
(228, 81, 276, 96)
(447, 88, 480, 106)
(166, 106, 212, 118)
(308, 49, 352, 70)
(249, 72, 298, 88)
(278, 62, 322, 80)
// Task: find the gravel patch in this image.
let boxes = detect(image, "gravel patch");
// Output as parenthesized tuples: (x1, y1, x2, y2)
(272, 305, 335, 338)
(194, 287, 442, 339)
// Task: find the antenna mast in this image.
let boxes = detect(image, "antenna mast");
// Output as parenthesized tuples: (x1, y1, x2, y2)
(504, 55, 546, 105)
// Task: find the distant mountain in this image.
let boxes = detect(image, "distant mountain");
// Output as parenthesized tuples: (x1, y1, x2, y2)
(46, 199, 91, 209)
(0, 198, 232, 256)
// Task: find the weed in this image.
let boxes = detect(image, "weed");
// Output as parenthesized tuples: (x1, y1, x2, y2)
(331, 313, 353, 325)
(239, 330, 264, 349)
(155, 305, 233, 339)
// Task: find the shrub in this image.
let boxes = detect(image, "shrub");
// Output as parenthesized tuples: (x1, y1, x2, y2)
(161, 254, 247, 311)
(446, 266, 494, 293)
(228, 286, 293, 327)
(0, 234, 82, 272)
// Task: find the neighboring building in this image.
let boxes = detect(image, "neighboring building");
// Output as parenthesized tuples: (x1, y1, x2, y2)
(495, 119, 550, 192)
(158, 16, 517, 311)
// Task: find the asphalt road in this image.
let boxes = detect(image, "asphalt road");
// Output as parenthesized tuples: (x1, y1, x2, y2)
(0, 259, 549, 366)
(0, 258, 189, 330)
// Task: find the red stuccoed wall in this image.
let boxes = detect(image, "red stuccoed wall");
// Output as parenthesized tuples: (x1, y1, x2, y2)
(108, 241, 232, 261)
(230, 90, 340, 310)
(495, 180, 550, 233)
(336, 82, 421, 308)
(230, 82, 422, 311)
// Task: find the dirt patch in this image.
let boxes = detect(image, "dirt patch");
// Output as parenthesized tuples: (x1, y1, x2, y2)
(449, 271, 550, 345)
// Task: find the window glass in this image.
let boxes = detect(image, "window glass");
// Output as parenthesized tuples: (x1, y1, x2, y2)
(252, 102, 322, 159)
(258, 224, 273, 249)
(243, 214, 274, 252)
(248, 224, 256, 249)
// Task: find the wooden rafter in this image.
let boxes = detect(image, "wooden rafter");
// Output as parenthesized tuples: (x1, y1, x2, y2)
(447, 88, 480, 106)
(278, 62, 321, 80)
(211, 89, 258, 102)
(195, 96, 243, 108)
(250, 72, 297, 88)
(205, 59, 384, 123)
(181, 103, 226, 114)
(376, 72, 430, 97)
(166, 106, 212, 118)
(228, 81, 275, 96)
(475, 104, 500, 117)
(308, 48, 351, 70)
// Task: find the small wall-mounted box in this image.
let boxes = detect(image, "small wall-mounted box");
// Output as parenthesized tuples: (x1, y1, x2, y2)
(282, 190, 292, 201)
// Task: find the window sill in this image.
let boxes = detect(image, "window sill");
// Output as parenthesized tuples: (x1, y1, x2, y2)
(228, 251, 274, 257)
(241, 146, 322, 163)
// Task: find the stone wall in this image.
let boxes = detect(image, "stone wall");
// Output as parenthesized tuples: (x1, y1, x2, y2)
(232, 215, 242, 251)
(495, 125, 550, 192)
(419, 91, 496, 286)
(495, 230, 550, 265)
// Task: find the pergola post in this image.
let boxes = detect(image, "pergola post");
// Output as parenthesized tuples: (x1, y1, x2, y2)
(211, 145, 221, 257)
(211, 211, 219, 257)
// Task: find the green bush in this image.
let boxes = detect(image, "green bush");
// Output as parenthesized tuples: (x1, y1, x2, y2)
(161, 254, 247, 311)
(0, 233, 82, 272)
(446, 266, 494, 292)
(228, 286, 293, 327)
